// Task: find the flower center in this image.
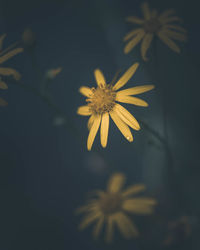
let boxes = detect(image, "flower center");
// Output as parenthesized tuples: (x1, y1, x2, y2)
(87, 85, 116, 114)
(143, 18, 161, 33)
(99, 193, 123, 215)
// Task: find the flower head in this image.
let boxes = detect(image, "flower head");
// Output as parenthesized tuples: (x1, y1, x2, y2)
(124, 2, 187, 61)
(0, 34, 23, 106)
(77, 63, 154, 150)
(76, 173, 157, 242)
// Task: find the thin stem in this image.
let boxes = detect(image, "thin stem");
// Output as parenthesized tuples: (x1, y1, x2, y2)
(152, 38, 181, 209)
(9, 79, 79, 137)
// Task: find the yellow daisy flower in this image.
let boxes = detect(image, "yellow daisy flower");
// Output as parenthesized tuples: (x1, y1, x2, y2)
(76, 173, 157, 242)
(0, 34, 23, 106)
(77, 63, 154, 150)
(124, 2, 187, 61)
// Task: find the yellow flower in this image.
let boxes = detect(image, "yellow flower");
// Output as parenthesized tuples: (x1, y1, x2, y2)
(77, 63, 154, 150)
(124, 2, 187, 61)
(76, 173, 157, 242)
(0, 34, 23, 106)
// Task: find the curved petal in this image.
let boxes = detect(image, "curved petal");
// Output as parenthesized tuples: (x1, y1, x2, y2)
(164, 24, 187, 33)
(157, 31, 181, 53)
(0, 67, 21, 80)
(107, 173, 126, 193)
(122, 200, 156, 214)
(115, 212, 139, 238)
(94, 69, 106, 88)
(105, 216, 114, 242)
(160, 16, 182, 24)
(117, 85, 155, 96)
(0, 97, 8, 106)
(123, 28, 144, 41)
(110, 110, 133, 142)
(77, 105, 92, 116)
(114, 104, 140, 131)
(158, 9, 175, 21)
(141, 2, 151, 20)
(0, 48, 23, 64)
(0, 80, 8, 89)
(128, 197, 157, 205)
(113, 63, 139, 91)
(116, 95, 148, 107)
(141, 33, 154, 61)
(100, 112, 109, 148)
(79, 86, 93, 97)
(124, 31, 145, 54)
(0, 34, 6, 50)
(126, 16, 145, 24)
(93, 216, 104, 238)
(87, 115, 95, 130)
(161, 29, 187, 41)
(78, 212, 101, 230)
(87, 114, 101, 150)
(122, 184, 146, 197)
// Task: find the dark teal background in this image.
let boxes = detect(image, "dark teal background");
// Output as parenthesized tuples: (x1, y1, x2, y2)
(0, 0, 199, 249)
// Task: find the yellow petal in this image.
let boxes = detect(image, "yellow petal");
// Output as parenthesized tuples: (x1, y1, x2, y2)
(162, 29, 187, 41)
(94, 69, 106, 88)
(0, 80, 8, 89)
(123, 28, 144, 42)
(159, 9, 175, 21)
(117, 85, 155, 96)
(122, 184, 146, 197)
(0, 97, 8, 106)
(115, 212, 139, 238)
(87, 115, 95, 130)
(87, 114, 101, 150)
(141, 33, 154, 61)
(114, 104, 140, 131)
(160, 16, 182, 24)
(0, 48, 23, 64)
(93, 216, 104, 239)
(141, 2, 151, 20)
(126, 197, 157, 206)
(107, 173, 126, 193)
(157, 31, 181, 53)
(105, 216, 114, 243)
(77, 105, 92, 116)
(116, 95, 148, 107)
(78, 212, 101, 230)
(164, 24, 187, 33)
(0, 67, 21, 80)
(113, 63, 139, 91)
(126, 16, 144, 24)
(79, 86, 93, 97)
(122, 201, 155, 214)
(110, 110, 133, 142)
(0, 34, 6, 50)
(100, 112, 109, 148)
(124, 31, 145, 54)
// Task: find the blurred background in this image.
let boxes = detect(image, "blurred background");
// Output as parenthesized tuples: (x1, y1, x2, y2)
(0, 0, 199, 249)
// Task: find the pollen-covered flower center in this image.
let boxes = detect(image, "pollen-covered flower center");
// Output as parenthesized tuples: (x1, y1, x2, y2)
(143, 18, 161, 33)
(99, 193, 123, 215)
(87, 85, 116, 114)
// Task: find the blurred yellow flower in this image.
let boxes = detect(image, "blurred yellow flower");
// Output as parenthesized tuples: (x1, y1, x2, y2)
(76, 173, 157, 242)
(124, 2, 187, 61)
(77, 63, 154, 150)
(0, 34, 23, 106)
